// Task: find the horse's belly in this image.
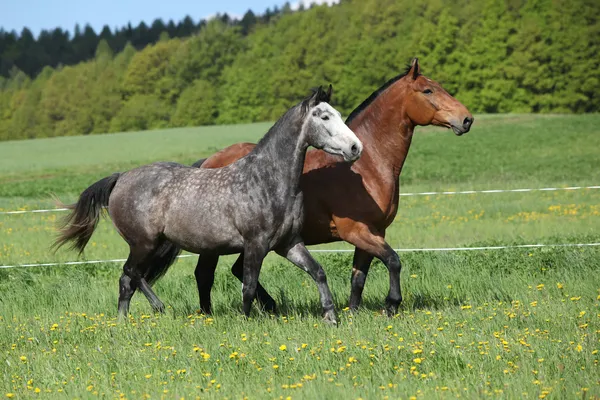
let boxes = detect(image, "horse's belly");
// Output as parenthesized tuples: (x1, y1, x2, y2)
(163, 208, 243, 255)
(165, 226, 244, 255)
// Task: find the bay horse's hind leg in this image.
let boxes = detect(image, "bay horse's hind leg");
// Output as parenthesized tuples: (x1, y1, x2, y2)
(230, 253, 277, 313)
(195, 253, 219, 314)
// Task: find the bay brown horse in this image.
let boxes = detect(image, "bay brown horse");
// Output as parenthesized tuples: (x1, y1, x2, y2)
(200, 58, 473, 315)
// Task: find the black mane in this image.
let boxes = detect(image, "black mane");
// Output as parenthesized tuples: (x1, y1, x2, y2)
(345, 64, 413, 124)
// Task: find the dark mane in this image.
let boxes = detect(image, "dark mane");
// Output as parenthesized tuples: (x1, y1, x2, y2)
(345, 64, 413, 124)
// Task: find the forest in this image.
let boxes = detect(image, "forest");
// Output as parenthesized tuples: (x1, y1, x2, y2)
(0, 0, 598, 141)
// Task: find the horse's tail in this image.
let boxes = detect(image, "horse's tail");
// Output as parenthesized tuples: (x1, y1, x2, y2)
(144, 241, 182, 286)
(191, 158, 206, 168)
(53, 173, 120, 254)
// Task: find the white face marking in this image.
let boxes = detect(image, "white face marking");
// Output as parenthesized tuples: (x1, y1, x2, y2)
(307, 102, 363, 162)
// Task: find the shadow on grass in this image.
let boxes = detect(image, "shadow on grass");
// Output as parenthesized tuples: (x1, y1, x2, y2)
(164, 288, 515, 320)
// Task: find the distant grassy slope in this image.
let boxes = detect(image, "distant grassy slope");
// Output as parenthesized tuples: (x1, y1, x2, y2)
(0, 114, 599, 199)
(0, 122, 270, 198)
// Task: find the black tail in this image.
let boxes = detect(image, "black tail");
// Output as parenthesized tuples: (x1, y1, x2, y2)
(53, 173, 120, 254)
(191, 158, 207, 168)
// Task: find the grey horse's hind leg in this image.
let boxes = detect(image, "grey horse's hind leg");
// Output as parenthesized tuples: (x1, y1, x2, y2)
(138, 278, 165, 313)
(195, 253, 219, 314)
(230, 253, 277, 313)
(117, 245, 166, 318)
(277, 241, 337, 324)
(118, 273, 137, 318)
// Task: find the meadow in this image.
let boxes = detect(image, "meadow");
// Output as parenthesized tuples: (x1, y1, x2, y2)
(0, 114, 599, 399)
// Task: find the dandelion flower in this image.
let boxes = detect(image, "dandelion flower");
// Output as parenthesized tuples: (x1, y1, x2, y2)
(279, 345, 287, 351)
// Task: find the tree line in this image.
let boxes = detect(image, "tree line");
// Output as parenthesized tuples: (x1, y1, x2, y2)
(0, 0, 598, 141)
(0, 3, 302, 79)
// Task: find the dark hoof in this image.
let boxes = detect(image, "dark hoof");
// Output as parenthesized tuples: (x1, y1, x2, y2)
(153, 305, 166, 314)
(348, 302, 360, 312)
(384, 304, 400, 318)
(199, 307, 212, 315)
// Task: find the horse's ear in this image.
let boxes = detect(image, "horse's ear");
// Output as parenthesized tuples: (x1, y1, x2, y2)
(408, 58, 420, 80)
(325, 84, 333, 102)
(312, 85, 324, 106)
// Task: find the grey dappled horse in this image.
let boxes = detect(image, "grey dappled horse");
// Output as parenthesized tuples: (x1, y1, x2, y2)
(54, 86, 362, 323)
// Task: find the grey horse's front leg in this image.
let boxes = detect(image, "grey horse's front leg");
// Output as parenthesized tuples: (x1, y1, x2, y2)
(241, 244, 269, 317)
(231, 253, 278, 313)
(277, 241, 337, 324)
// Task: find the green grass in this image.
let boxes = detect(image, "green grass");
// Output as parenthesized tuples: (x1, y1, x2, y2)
(1, 248, 598, 399)
(0, 114, 599, 398)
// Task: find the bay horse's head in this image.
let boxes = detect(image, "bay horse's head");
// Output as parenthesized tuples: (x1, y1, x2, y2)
(301, 85, 363, 161)
(402, 58, 473, 135)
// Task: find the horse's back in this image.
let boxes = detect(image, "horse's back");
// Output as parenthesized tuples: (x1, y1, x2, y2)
(201, 143, 255, 169)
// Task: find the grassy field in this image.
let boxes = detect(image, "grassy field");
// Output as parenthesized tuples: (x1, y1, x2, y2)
(0, 114, 599, 399)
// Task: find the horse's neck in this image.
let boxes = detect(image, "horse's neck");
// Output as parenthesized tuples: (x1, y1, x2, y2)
(250, 122, 308, 195)
(351, 86, 415, 183)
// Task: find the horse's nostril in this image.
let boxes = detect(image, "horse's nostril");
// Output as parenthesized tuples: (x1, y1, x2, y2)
(351, 144, 359, 155)
(463, 117, 473, 128)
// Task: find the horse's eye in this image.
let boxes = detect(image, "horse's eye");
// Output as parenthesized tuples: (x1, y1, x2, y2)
(321, 115, 329, 121)
(423, 89, 433, 94)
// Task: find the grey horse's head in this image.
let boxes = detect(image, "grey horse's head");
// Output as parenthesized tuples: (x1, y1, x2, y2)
(300, 86, 363, 162)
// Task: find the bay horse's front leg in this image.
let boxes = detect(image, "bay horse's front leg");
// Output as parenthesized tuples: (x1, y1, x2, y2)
(348, 248, 374, 311)
(230, 253, 278, 313)
(340, 222, 402, 316)
(277, 241, 337, 324)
